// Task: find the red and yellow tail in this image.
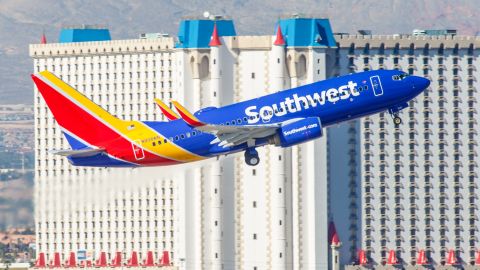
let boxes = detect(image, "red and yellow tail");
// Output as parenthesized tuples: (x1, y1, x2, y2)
(32, 71, 127, 148)
(32, 71, 205, 165)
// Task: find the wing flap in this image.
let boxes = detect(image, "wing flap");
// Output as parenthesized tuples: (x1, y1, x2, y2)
(202, 124, 279, 147)
(170, 100, 280, 147)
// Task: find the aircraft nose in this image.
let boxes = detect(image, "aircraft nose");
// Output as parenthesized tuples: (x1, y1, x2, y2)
(414, 76, 430, 90)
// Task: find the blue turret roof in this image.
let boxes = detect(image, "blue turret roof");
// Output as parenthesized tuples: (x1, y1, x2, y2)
(277, 18, 336, 47)
(59, 27, 111, 43)
(175, 19, 236, 48)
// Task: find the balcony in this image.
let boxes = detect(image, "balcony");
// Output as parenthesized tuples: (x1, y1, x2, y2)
(378, 138, 389, 145)
(393, 181, 404, 188)
(409, 171, 419, 178)
(379, 182, 389, 188)
(393, 138, 404, 145)
(453, 95, 463, 103)
(394, 150, 404, 156)
(422, 107, 433, 113)
(468, 178, 478, 185)
(409, 139, 419, 146)
(379, 171, 389, 178)
(453, 75, 462, 81)
(438, 139, 449, 146)
(439, 182, 449, 188)
(439, 193, 449, 200)
(439, 203, 450, 210)
(437, 63, 446, 69)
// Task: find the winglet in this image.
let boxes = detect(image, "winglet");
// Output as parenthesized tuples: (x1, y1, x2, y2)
(171, 101, 205, 127)
(154, 99, 180, 121)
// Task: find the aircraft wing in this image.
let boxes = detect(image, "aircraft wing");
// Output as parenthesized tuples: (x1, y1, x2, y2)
(199, 123, 280, 147)
(171, 100, 280, 147)
(50, 148, 105, 157)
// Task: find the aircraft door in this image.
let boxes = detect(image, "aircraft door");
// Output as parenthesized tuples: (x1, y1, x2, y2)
(131, 140, 145, 160)
(370, 75, 384, 96)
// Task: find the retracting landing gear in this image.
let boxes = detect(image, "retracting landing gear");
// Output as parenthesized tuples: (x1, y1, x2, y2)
(392, 114, 402, 125)
(244, 148, 260, 166)
(388, 106, 404, 126)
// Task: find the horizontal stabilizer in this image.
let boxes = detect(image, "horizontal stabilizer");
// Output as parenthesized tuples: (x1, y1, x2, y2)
(154, 99, 180, 121)
(50, 148, 105, 157)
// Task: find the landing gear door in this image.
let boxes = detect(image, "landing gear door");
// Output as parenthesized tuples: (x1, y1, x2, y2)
(132, 140, 145, 160)
(370, 75, 384, 96)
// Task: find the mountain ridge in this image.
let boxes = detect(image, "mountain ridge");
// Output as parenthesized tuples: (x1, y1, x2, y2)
(0, 0, 478, 104)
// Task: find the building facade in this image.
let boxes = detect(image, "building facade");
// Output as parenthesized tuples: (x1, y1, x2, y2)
(31, 17, 480, 270)
(30, 17, 337, 270)
(330, 34, 480, 268)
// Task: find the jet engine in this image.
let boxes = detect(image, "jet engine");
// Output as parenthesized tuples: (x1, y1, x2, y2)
(268, 117, 323, 147)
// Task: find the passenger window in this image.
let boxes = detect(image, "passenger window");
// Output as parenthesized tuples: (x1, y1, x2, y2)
(231, 120, 236, 125)
(364, 85, 368, 90)
(164, 139, 167, 143)
(158, 141, 162, 145)
(169, 137, 173, 141)
(181, 134, 185, 139)
(237, 119, 241, 124)
(192, 131, 196, 136)
(175, 136, 179, 141)
(186, 133, 191, 138)
(243, 117, 248, 122)
(152, 142, 156, 146)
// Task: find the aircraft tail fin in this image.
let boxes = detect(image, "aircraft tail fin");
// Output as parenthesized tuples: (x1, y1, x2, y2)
(171, 100, 205, 127)
(32, 71, 125, 149)
(154, 99, 180, 121)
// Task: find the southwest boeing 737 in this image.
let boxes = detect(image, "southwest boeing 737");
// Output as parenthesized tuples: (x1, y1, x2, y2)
(31, 70, 429, 167)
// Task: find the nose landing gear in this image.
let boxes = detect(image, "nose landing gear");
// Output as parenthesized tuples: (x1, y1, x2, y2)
(393, 115, 402, 125)
(244, 148, 260, 166)
(388, 103, 408, 126)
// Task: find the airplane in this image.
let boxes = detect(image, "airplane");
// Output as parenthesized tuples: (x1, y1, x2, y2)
(31, 69, 430, 167)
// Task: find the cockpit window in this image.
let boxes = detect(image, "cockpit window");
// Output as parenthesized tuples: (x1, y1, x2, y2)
(393, 73, 410, 81)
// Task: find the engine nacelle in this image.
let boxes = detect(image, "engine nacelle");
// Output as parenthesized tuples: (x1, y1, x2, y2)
(269, 117, 323, 147)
